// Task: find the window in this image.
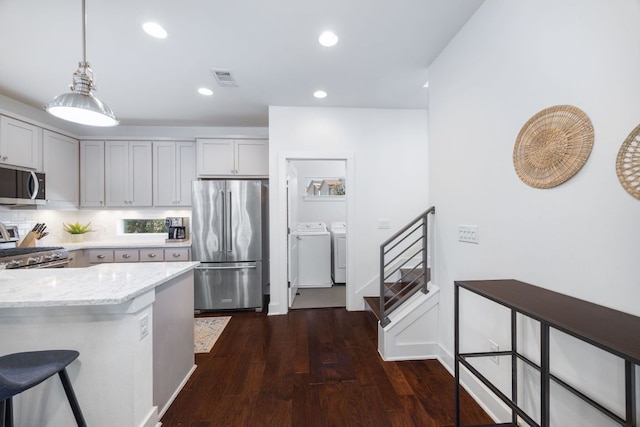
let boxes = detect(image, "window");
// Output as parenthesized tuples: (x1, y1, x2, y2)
(304, 177, 345, 198)
(122, 219, 166, 234)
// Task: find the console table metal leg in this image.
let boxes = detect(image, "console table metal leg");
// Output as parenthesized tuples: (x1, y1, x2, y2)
(511, 309, 518, 426)
(625, 361, 636, 427)
(541, 323, 550, 427)
(455, 284, 461, 427)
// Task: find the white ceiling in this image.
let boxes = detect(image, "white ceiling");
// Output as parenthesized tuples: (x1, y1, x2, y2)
(0, 0, 483, 128)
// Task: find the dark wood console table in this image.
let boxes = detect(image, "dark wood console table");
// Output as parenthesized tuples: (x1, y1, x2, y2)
(454, 279, 640, 427)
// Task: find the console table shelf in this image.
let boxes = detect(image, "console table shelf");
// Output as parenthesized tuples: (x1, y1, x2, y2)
(454, 279, 640, 427)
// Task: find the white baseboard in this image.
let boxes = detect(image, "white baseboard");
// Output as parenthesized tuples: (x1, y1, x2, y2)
(438, 345, 510, 423)
(157, 364, 198, 420)
(138, 406, 159, 427)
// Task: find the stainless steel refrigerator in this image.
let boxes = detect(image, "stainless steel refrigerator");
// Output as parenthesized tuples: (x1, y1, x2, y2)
(192, 180, 267, 311)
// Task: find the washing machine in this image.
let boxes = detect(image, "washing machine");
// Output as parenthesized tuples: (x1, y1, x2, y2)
(291, 222, 332, 288)
(330, 222, 346, 284)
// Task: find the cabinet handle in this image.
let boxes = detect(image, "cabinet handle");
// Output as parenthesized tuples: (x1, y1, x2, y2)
(148, 253, 156, 258)
(172, 253, 181, 258)
(100, 201, 104, 205)
(97, 255, 105, 259)
(122, 254, 131, 259)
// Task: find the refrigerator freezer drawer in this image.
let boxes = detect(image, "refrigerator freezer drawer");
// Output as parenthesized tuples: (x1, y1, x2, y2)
(194, 261, 262, 310)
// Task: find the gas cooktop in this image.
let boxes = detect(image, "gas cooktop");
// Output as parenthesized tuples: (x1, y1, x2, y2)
(0, 247, 69, 269)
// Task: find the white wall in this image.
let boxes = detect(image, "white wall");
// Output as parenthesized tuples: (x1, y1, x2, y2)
(290, 159, 346, 225)
(268, 106, 429, 315)
(429, 0, 640, 424)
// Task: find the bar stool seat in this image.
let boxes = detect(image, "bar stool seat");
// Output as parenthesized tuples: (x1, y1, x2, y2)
(0, 350, 86, 427)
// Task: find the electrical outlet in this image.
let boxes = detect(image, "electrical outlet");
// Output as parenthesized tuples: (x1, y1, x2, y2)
(458, 225, 479, 244)
(139, 314, 149, 341)
(489, 340, 499, 365)
(378, 218, 391, 229)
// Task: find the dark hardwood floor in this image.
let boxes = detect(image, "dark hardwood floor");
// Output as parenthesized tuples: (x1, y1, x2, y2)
(161, 308, 493, 427)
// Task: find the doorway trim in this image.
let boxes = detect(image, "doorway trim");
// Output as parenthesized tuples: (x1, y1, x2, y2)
(269, 151, 355, 315)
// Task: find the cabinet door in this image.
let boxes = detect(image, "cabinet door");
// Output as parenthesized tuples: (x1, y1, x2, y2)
(129, 141, 152, 206)
(153, 141, 177, 207)
(43, 131, 79, 207)
(80, 140, 105, 207)
(0, 116, 41, 170)
(236, 139, 268, 176)
(164, 248, 190, 261)
(197, 139, 234, 176)
(105, 141, 129, 206)
(176, 141, 196, 206)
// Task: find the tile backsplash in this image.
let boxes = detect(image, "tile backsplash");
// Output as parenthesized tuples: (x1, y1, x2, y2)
(0, 207, 191, 245)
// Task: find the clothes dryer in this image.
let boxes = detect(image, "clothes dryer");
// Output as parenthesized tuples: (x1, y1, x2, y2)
(329, 222, 346, 284)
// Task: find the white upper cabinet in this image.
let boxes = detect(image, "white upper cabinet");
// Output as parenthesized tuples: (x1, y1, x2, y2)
(197, 138, 268, 177)
(80, 140, 105, 207)
(153, 141, 196, 207)
(105, 141, 152, 207)
(0, 115, 42, 170)
(43, 130, 79, 207)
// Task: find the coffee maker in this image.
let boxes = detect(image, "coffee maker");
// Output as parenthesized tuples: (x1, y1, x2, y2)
(165, 217, 188, 242)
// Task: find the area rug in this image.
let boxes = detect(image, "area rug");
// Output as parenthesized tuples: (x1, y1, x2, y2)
(194, 316, 231, 353)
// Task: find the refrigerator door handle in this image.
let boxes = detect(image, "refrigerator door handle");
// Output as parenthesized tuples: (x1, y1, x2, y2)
(195, 265, 257, 270)
(220, 190, 226, 253)
(227, 191, 233, 253)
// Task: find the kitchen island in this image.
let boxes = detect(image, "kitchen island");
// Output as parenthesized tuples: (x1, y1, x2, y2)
(0, 261, 198, 427)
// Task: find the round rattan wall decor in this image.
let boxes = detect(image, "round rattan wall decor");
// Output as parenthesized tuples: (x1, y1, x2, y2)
(616, 124, 640, 200)
(513, 105, 594, 189)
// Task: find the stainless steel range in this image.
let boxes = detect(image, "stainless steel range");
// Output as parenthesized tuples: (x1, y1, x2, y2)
(0, 247, 69, 269)
(0, 222, 69, 269)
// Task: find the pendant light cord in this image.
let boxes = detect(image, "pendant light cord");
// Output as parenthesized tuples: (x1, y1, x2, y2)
(82, 0, 87, 64)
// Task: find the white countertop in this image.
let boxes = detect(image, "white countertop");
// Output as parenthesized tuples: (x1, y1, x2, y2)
(0, 262, 199, 308)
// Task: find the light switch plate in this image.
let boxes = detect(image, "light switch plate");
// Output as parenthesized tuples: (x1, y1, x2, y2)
(458, 225, 479, 244)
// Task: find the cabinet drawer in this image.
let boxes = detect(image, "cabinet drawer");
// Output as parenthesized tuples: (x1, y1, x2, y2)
(164, 248, 189, 261)
(88, 249, 114, 264)
(114, 249, 139, 263)
(140, 249, 164, 262)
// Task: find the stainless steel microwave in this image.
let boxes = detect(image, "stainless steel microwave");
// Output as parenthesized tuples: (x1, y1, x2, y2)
(0, 166, 46, 206)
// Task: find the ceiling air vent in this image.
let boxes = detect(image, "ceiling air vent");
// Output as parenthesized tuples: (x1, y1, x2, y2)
(211, 69, 238, 87)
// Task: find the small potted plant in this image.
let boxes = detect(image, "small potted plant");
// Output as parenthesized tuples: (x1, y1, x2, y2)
(63, 222, 93, 243)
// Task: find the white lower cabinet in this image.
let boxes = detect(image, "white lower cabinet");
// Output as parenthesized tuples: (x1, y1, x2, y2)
(140, 248, 164, 262)
(85, 247, 190, 264)
(114, 249, 140, 263)
(164, 248, 189, 261)
(88, 249, 114, 264)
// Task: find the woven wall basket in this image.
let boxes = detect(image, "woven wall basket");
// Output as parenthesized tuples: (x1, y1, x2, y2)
(513, 105, 594, 189)
(616, 124, 640, 200)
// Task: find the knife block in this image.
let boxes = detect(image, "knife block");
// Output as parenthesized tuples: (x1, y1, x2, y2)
(18, 231, 38, 248)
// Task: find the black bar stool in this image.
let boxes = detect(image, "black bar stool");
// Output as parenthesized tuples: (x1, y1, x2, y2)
(0, 350, 86, 427)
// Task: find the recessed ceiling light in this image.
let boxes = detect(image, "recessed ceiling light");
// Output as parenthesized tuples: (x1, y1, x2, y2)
(142, 22, 167, 39)
(314, 90, 327, 99)
(198, 88, 213, 96)
(318, 31, 338, 47)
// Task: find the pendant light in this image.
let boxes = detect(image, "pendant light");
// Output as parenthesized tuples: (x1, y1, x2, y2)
(44, 0, 118, 126)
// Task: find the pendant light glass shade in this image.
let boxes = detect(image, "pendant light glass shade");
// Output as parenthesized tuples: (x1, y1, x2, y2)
(44, 0, 118, 127)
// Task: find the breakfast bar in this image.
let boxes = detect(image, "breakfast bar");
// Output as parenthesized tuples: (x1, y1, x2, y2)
(0, 261, 198, 427)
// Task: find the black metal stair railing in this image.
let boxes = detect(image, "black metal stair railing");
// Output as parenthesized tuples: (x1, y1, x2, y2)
(379, 207, 435, 327)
